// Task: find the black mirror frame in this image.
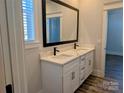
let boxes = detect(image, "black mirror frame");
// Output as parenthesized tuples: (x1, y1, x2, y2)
(42, 0, 79, 47)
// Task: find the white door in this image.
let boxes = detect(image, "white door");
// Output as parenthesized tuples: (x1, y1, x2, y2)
(0, 25, 6, 93)
(101, 11, 108, 77)
(63, 72, 73, 93)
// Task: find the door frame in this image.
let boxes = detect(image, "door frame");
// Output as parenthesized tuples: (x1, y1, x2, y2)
(0, 25, 6, 93)
(101, 2, 123, 77)
(0, 0, 13, 92)
(5, 0, 28, 93)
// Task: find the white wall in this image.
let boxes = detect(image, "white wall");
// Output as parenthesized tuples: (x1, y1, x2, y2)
(106, 8, 123, 56)
(79, 0, 104, 76)
(25, 48, 42, 93)
(24, 1, 79, 93)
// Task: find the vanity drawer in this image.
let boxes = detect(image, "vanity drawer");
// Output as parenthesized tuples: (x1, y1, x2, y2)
(63, 58, 79, 74)
(80, 71, 85, 85)
(80, 66, 86, 72)
(80, 56, 86, 72)
(80, 56, 86, 66)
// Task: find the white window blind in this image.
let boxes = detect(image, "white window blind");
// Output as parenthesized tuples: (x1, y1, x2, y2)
(22, 0, 35, 41)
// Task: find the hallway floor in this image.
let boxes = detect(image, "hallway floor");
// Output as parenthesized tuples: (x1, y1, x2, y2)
(76, 54, 123, 93)
(105, 54, 123, 92)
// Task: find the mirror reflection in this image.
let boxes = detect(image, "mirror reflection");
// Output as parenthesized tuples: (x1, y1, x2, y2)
(46, 0, 78, 43)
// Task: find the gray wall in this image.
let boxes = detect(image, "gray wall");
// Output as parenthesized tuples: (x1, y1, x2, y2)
(106, 8, 123, 56)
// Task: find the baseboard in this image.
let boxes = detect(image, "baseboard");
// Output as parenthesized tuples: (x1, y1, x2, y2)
(106, 51, 123, 56)
(37, 89, 43, 93)
(92, 69, 105, 78)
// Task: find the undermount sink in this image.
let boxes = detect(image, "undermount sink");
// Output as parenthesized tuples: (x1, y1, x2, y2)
(48, 48, 90, 60)
(51, 54, 74, 59)
(76, 48, 88, 51)
(72, 48, 89, 55)
(76, 48, 89, 52)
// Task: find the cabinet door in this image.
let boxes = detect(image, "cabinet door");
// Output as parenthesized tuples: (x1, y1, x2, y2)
(88, 53, 94, 74)
(86, 52, 94, 77)
(80, 70, 85, 85)
(80, 56, 86, 84)
(72, 65, 79, 92)
(85, 57, 89, 78)
(63, 72, 73, 93)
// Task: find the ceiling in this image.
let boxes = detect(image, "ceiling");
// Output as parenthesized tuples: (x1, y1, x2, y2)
(104, 0, 123, 4)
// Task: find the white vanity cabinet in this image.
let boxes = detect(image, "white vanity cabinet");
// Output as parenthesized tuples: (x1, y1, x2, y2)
(79, 51, 94, 85)
(42, 58, 80, 93)
(41, 48, 95, 93)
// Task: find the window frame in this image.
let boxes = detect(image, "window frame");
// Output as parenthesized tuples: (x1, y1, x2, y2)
(22, 0, 40, 46)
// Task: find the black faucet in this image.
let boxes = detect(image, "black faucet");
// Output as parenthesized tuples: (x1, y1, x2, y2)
(74, 43, 79, 49)
(54, 47, 60, 56)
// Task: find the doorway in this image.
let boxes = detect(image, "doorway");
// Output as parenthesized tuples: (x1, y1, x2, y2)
(105, 8, 123, 91)
(102, 7, 123, 92)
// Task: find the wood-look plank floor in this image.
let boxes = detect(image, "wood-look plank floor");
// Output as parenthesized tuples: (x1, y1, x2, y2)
(105, 55, 123, 92)
(75, 55, 123, 93)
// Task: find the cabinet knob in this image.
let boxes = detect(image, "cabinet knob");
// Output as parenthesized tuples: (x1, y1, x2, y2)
(81, 58, 85, 61)
(81, 67, 85, 70)
(72, 72, 75, 80)
(89, 60, 91, 65)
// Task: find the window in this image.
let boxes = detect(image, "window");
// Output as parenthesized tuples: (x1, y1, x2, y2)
(22, 0, 35, 42)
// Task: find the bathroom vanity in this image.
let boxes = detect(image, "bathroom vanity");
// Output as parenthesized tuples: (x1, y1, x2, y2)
(41, 1, 94, 93)
(40, 48, 95, 93)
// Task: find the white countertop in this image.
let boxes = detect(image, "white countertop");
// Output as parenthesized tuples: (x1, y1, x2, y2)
(40, 47, 95, 65)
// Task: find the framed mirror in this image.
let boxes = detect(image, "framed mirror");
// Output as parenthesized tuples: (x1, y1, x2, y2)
(42, 0, 79, 47)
